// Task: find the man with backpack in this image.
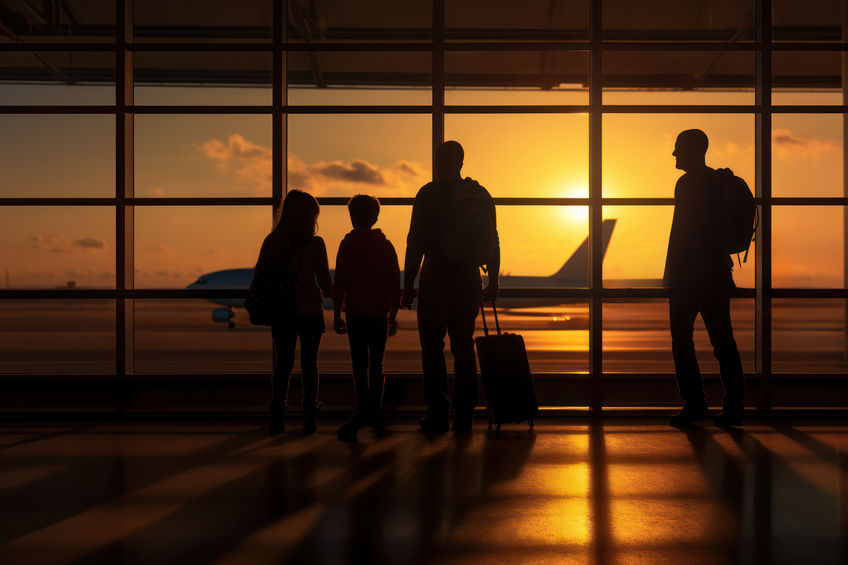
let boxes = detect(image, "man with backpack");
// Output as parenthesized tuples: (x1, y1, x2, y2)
(665, 129, 748, 427)
(401, 140, 500, 433)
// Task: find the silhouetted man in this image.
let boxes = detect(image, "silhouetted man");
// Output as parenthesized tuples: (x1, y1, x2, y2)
(401, 140, 500, 433)
(665, 129, 744, 427)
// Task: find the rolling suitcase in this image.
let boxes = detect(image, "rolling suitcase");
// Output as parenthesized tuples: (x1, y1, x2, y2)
(475, 302, 539, 430)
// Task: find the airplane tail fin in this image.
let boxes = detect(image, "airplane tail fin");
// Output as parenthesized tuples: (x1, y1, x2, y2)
(549, 219, 617, 280)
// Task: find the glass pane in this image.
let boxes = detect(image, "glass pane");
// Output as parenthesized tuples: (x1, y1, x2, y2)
(287, 115, 431, 197)
(0, 52, 114, 105)
(773, 206, 844, 288)
(135, 206, 270, 289)
(446, 51, 589, 105)
(772, 115, 843, 197)
(773, 299, 848, 372)
(445, 114, 588, 197)
(602, 114, 754, 197)
(287, 0, 431, 42)
(602, 206, 673, 286)
(134, 52, 272, 105)
(772, 51, 843, 105)
(0, 299, 115, 374)
(0, 1, 115, 43)
(603, 206, 754, 289)
(134, 0, 272, 43)
(134, 115, 271, 197)
(603, 299, 754, 374)
(0, 115, 114, 198)
(604, 0, 755, 41)
(287, 52, 431, 105)
(133, 299, 271, 374)
(447, 0, 589, 41)
(602, 51, 754, 105)
(773, 0, 842, 41)
(0, 207, 114, 288)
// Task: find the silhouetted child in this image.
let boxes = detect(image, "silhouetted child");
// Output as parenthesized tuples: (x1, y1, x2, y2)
(334, 195, 400, 441)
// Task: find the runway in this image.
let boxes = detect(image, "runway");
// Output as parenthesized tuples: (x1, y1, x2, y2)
(0, 299, 844, 375)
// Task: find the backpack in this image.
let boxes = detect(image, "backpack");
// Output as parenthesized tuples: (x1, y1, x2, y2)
(245, 243, 305, 326)
(716, 168, 757, 265)
(438, 178, 496, 267)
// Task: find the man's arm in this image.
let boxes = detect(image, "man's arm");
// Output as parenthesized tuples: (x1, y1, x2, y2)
(401, 190, 425, 308)
(386, 240, 401, 335)
(482, 194, 500, 301)
(332, 240, 347, 334)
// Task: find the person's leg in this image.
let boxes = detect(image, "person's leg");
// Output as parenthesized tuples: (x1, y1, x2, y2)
(270, 322, 298, 417)
(297, 315, 324, 434)
(417, 289, 450, 428)
(669, 289, 708, 420)
(345, 316, 372, 414)
(366, 316, 389, 432)
(338, 316, 372, 441)
(699, 290, 744, 420)
(448, 289, 479, 430)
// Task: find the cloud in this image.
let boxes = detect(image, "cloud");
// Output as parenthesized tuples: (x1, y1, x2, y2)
(31, 233, 108, 253)
(286, 152, 427, 195)
(146, 242, 175, 255)
(317, 160, 386, 184)
(30, 233, 73, 253)
(772, 128, 838, 159)
(74, 237, 107, 250)
(196, 133, 428, 196)
(197, 134, 272, 194)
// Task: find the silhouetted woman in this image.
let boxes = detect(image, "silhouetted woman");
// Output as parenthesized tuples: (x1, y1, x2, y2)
(254, 189, 332, 434)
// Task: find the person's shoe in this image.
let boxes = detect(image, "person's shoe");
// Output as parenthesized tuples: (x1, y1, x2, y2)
(453, 415, 473, 433)
(713, 409, 743, 427)
(337, 413, 369, 442)
(419, 416, 449, 434)
(669, 405, 710, 426)
(303, 414, 318, 436)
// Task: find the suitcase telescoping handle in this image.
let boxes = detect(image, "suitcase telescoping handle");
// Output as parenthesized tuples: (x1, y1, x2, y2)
(479, 301, 502, 336)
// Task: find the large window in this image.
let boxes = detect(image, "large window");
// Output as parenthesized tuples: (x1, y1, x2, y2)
(1, 0, 846, 410)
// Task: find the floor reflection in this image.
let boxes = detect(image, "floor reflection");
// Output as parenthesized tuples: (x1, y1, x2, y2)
(0, 420, 844, 564)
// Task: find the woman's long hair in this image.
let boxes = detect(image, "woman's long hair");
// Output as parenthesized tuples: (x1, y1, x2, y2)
(270, 190, 320, 254)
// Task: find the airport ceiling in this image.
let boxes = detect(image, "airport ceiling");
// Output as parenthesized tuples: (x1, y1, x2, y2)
(0, 1, 843, 91)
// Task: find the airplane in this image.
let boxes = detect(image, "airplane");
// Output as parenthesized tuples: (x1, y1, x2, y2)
(187, 219, 641, 328)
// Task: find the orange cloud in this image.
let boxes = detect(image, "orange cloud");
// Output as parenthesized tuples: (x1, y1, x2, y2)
(196, 133, 427, 196)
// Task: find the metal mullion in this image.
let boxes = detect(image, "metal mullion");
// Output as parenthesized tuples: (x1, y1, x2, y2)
(129, 198, 273, 206)
(589, 0, 603, 414)
(272, 0, 284, 217)
(444, 105, 590, 114)
(0, 106, 116, 114)
(285, 105, 431, 114)
(772, 106, 848, 113)
(432, 0, 445, 174)
(599, 41, 760, 51)
(602, 105, 757, 113)
(128, 43, 274, 52)
(0, 198, 117, 206)
(129, 106, 273, 114)
(0, 43, 118, 52)
(755, 0, 773, 412)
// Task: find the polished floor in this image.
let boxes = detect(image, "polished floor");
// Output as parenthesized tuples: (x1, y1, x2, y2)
(0, 419, 844, 564)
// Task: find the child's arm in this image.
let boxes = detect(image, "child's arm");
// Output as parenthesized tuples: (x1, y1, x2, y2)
(387, 240, 401, 336)
(333, 240, 346, 334)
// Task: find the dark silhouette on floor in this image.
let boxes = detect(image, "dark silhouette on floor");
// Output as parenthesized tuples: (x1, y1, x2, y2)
(333, 194, 401, 442)
(401, 140, 500, 433)
(665, 129, 745, 427)
(251, 189, 332, 435)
